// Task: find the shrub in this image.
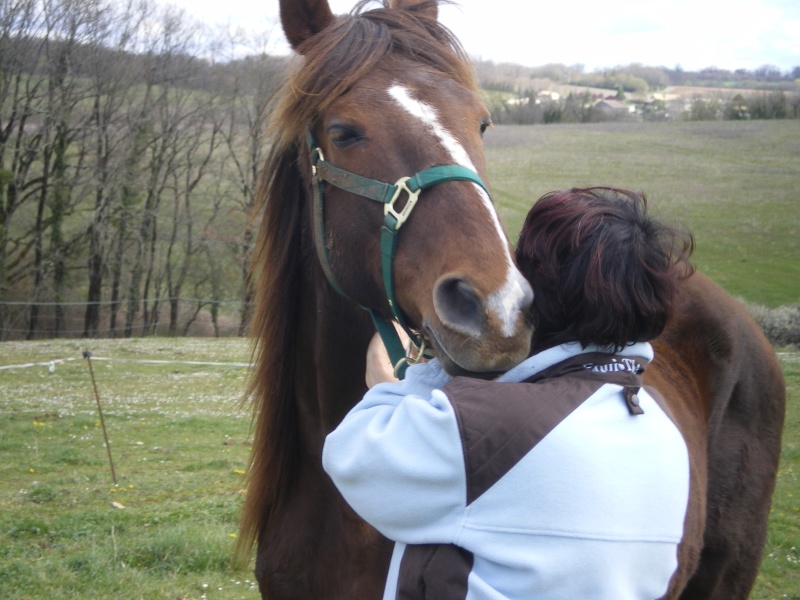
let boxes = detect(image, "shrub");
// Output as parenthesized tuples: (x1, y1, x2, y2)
(739, 300, 800, 347)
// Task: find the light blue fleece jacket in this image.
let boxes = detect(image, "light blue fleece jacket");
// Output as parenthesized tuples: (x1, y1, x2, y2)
(322, 342, 690, 600)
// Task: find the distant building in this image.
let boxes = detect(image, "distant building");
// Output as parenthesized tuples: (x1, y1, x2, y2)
(652, 91, 680, 102)
(593, 99, 635, 116)
(505, 91, 561, 107)
(536, 90, 560, 103)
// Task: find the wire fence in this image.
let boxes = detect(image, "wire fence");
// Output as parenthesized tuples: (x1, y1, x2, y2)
(0, 354, 251, 372)
(0, 298, 250, 341)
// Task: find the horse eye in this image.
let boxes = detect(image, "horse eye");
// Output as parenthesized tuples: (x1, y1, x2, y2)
(328, 125, 363, 148)
(479, 117, 493, 136)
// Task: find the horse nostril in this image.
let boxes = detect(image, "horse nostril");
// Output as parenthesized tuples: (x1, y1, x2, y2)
(433, 276, 484, 338)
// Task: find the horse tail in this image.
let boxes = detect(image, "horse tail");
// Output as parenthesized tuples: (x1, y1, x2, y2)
(236, 146, 304, 564)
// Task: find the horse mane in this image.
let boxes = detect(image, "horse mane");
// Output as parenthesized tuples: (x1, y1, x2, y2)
(236, 0, 478, 561)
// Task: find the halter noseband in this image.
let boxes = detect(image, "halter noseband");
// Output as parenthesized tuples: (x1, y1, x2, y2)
(306, 129, 490, 378)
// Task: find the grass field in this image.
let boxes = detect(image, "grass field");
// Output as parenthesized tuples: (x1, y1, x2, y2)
(0, 338, 797, 599)
(2, 120, 798, 598)
(486, 120, 800, 308)
(0, 339, 257, 599)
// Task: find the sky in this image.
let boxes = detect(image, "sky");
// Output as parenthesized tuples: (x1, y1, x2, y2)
(169, 0, 800, 73)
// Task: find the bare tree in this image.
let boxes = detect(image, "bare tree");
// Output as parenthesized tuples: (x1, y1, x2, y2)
(82, 0, 150, 337)
(0, 0, 286, 339)
(27, 0, 101, 338)
(0, 0, 49, 338)
(217, 30, 284, 333)
(122, 6, 209, 336)
(164, 96, 222, 335)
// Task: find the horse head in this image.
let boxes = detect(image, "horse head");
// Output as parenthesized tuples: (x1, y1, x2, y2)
(276, 0, 533, 375)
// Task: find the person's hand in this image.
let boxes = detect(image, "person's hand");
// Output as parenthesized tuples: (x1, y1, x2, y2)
(365, 323, 431, 388)
(365, 322, 416, 388)
(365, 330, 401, 388)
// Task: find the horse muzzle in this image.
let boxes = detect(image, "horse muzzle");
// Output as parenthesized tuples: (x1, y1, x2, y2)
(427, 272, 534, 375)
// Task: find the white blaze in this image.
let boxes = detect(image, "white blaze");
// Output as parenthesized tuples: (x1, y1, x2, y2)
(388, 84, 529, 337)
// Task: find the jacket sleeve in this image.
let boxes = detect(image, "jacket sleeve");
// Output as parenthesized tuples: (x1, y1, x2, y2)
(322, 362, 466, 545)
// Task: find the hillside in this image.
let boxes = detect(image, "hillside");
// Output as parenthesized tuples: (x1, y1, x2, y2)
(2, 0, 797, 340)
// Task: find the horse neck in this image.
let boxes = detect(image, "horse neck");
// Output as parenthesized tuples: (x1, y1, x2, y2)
(648, 274, 730, 424)
(293, 243, 376, 453)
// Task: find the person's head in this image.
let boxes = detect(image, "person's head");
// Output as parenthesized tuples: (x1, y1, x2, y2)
(515, 187, 694, 352)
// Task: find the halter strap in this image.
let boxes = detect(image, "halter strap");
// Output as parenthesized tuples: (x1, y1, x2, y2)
(306, 129, 489, 378)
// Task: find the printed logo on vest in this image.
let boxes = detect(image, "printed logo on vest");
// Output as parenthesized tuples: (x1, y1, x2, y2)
(582, 357, 641, 374)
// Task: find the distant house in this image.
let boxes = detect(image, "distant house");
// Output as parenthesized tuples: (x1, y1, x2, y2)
(536, 90, 560, 103)
(594, 99, 635, 116)
(651, 91, 680, 102)
(505, 91, 561, 107)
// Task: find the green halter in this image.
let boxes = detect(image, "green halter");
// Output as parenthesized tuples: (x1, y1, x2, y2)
(306, 129, 490, 378)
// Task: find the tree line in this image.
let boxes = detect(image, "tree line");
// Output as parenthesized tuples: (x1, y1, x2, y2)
(1, 0, 287, 340)
(486, 89, 800, 126)
(475, 60, 800, 95)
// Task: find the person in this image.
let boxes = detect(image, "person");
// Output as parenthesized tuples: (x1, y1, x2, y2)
(322, 187, 696, 600)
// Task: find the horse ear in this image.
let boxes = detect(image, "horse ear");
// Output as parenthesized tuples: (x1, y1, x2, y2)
(390, 0, 438, 20)
(279, 0, 335, 52)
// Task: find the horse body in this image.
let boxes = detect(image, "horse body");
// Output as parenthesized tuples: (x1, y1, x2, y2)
(241, 1, 785, 598)
(649, 273, 785, 599)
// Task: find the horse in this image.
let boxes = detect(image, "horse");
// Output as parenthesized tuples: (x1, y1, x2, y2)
(238, 1, 533, 596)
(238, 1, 786, 599)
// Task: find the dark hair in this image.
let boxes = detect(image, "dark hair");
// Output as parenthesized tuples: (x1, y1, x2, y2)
(515, 187, 695, 352)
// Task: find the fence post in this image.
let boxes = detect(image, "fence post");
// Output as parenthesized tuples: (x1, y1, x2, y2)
(83, 350, 118, 485)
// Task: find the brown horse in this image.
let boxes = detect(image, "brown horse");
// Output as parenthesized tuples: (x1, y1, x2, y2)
(239, 1, 785, 599)
(239, 1, 533, 597)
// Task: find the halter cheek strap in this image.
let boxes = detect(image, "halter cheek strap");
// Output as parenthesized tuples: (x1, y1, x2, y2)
(306, 128, 490, 378)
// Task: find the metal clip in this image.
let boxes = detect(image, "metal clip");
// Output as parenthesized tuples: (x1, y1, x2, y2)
(385, 176, 422, 230)
(311, 147, 325, 176)
(392, 335, 428, 378)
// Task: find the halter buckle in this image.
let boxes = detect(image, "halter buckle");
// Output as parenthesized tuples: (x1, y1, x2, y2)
(385, 177, 421, 230)
(392, 335, 429, 378)
(310, 146, 324, 176)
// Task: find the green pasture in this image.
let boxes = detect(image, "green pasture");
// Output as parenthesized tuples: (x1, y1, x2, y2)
(2, 120, 798, 598)
(0, 338, 797, 599)
(0, 338, 257, 599)
(487, 120, 799, 308)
